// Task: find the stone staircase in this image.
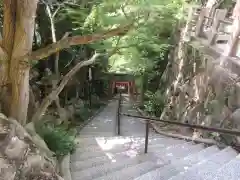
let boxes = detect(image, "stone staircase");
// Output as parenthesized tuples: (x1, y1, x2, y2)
(70, 98, 240, 180)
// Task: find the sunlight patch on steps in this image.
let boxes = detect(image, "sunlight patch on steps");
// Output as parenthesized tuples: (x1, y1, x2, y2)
(94, 136, 146, 151)
(104, 149, 139, 162)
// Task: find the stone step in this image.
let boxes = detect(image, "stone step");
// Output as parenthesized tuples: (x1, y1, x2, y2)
(81, 120, 115, 128)
(133, 145, 220, 180)
(78, 132, 116, 138)
(74, 138, 154, 154)
(75, 135, 160, 146)
(81, 124, 115, 130)
(71, 139, 186, 162)
(80, 126, 154, 137)
(74, 135, 184, 152)
(83, 124, 114, 129)
(204, 154, 240, 180)
(152, 142, 204, 164)
(71, 149, 141, 171)
(71, 149, 145, 171)
(71, 137, 185, 157)
(80, 123, 114, 132)
(72, 153, 154, 180)
(168, 147, 238, 180)
(70, 141, 200, 171)
(174, 145, 218, 167)
(74, 135, 183, 148)
(92, 161, 158, 180)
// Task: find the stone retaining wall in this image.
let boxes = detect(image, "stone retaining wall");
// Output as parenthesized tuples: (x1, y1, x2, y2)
(160, 40, 240, 145)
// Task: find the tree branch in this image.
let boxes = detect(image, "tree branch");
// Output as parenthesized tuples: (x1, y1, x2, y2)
(108, 36, 122, 57)
(52, 5, 61, 18)
(31, 53, 100, 122)
(107, 40, 157, 55)
(63, 2, 82, 8)
(24, 24, 132, 62)
(121, 5, 131, 20)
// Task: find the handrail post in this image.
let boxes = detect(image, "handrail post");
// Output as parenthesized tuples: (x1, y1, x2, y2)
(207, 9, 227, 45)
(117, 93, 121, 135)
(195, 8, 207, 37)
(144, 120, 149, 153)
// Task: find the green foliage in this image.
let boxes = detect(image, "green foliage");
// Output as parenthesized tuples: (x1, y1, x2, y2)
(74, 97, 106, 121)
(58, 0, 184, 73)
(73, 100, 92, 121)
(144, 90, 165, 117)
(219, 0, 235, 9)
(52, 0, 186, 115)
(36, 122, 76, 158)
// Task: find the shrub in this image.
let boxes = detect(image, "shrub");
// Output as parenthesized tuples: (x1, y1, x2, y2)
(75, 107, 93, 120)
(36, 122, 76, 158)
(144, 90, 165, 117)
(75, 97, 105, 120)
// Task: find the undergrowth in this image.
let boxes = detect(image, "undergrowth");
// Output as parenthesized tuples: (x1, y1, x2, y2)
(143, 90, 165, 117)
(36, 122, 77, 158)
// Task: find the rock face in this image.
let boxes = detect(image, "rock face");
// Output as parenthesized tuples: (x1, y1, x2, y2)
(0, 114, 61, 180)
(160, 41, 240, 144)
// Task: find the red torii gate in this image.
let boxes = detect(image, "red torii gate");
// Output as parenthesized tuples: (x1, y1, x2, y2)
(111, 80, 137, 98)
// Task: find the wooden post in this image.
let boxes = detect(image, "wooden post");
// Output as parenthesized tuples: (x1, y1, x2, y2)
(183, 6, 196, 41)
(132, 81, 136, 95)
(127, 81, 131, 97)
(207, 9, 227, 45)
(183, 6, 193, 41)
(223, 0, 240, 57)
(111, 81, 115, 94)
(205, 0, 225, 26)
(195, 8, 208, 37)
(88, 67, 92, 108)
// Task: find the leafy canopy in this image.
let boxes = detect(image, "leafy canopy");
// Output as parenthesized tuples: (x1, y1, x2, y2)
(58, 0, 185, 75)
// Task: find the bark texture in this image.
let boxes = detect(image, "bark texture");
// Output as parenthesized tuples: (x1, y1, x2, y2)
(9, 0, 38, 124)
(0, 0, 39, 124)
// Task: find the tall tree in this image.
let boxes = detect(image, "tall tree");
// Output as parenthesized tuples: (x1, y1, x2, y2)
(0, 0, 131, 124)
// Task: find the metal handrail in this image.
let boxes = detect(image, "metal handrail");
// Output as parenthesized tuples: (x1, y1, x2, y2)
(115, 94, 150, 153)
(121, 113, 240, 137)
(219, 19, 232, 25)
(116, 95, 240, 154)
(144, 120, 150, 153)
(116, 93, 121, 135)
(204, 16, 213, 20)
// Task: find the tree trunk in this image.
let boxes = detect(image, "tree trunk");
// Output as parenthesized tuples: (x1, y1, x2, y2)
(45, 3, 60, 78)
(0, 1, 16, 115)
(139, 73, 147, 107)
(8, 0, 38, 124)
(1, 0, 16, 86)
(224, 0, 240, 57)
(45, 4, 64, 114)
(0, 0, 38, 124)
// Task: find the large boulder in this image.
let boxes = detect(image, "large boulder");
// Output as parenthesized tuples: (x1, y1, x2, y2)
(0, 114, 61, 180)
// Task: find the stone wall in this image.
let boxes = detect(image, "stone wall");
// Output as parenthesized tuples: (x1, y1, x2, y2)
(160, 40, 240, 145)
